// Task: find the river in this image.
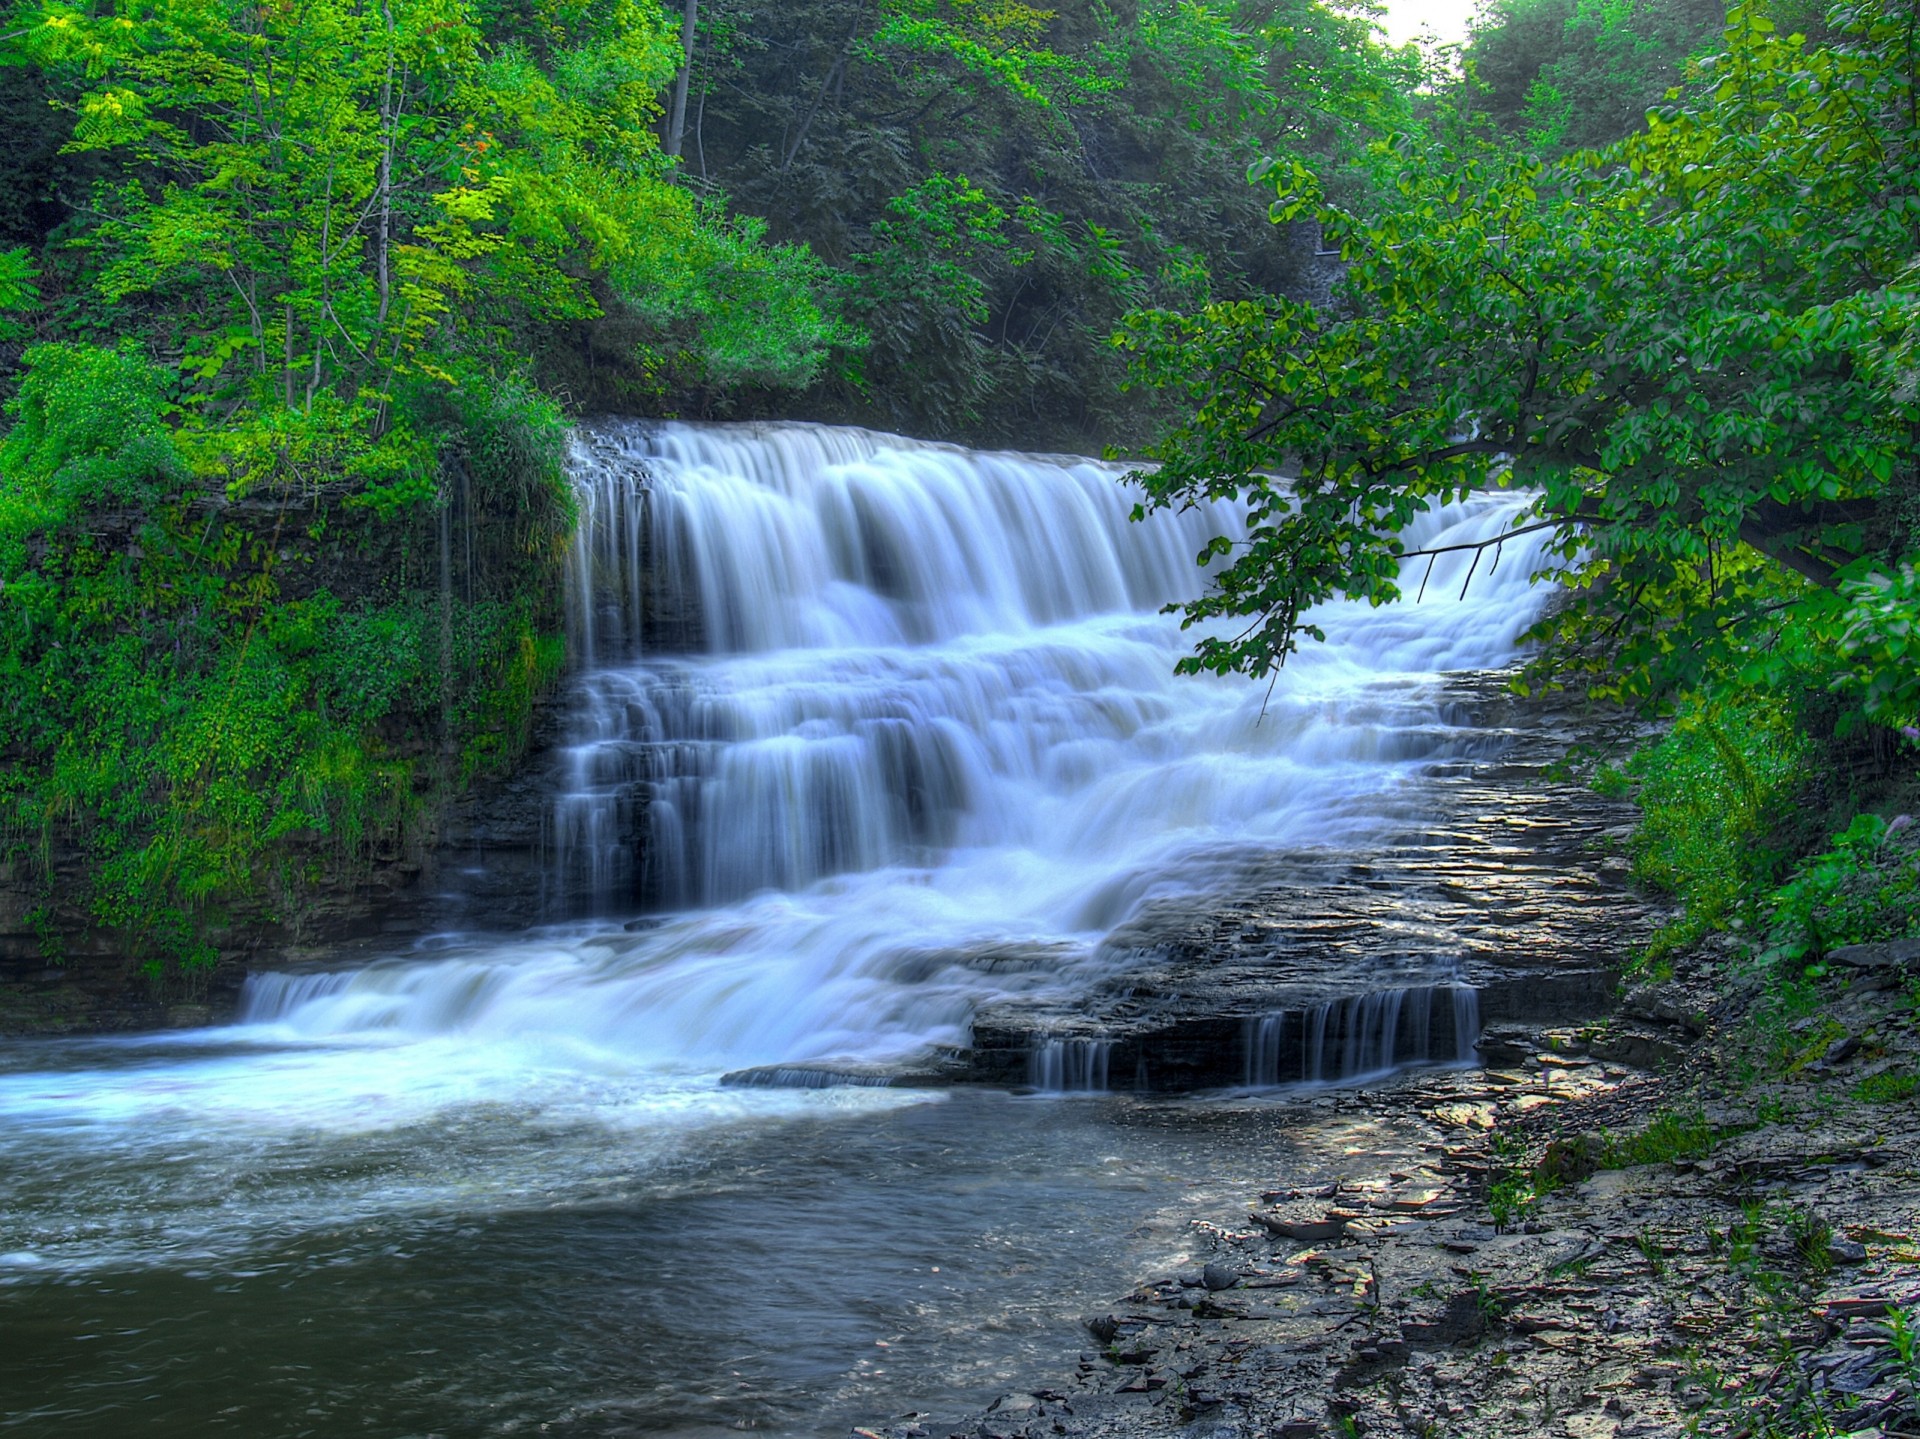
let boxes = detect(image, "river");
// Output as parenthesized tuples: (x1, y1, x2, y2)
(0, 423, 1554, 1436)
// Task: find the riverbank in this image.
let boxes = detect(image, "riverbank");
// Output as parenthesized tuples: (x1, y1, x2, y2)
(890, 938, 1920, 1439)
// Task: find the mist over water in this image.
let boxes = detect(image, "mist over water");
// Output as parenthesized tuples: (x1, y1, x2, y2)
(0, 424, 1556, 1435)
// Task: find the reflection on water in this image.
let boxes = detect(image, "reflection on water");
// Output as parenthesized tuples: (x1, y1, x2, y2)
(0, 1069, 1425, 1439)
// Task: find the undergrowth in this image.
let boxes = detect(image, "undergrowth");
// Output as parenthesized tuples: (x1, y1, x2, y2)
(0, 347, 574, 977)
(1592, 670, 1917, 1082)
(1592, 692, 1812, 963)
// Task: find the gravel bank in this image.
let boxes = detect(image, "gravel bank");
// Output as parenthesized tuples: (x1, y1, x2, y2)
(855, 941, 1920, 1439)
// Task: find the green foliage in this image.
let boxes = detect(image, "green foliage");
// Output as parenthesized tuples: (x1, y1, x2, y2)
(0, 247, 39, 339)
(1461, 0, 1727, 154)
(1764, 812, 1920, 966)
(672, 0, 1410, 445)
(1853, 1069, 1919, 1103)
(1488, 1126, 1553, 1229)
(0, 342, 182, 524)
(625, 206, 858, 393)
(871, 0, 1119, 109)
(1464, 1270, 1512, 1322)
(1831, 565, 1920, 728)
(1487, 1165, 1547, 1230)
(843, 173, 1017, 429)
(1601, 1107, 1716, 1167)
(9, 0, 839, 468)
(1598, 691, 1812, 956)
(0, 345, 573, 974)
(1124, 1, 1920, 716)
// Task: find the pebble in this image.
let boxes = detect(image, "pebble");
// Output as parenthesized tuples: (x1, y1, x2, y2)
(1827, 1236, 1870, 1264)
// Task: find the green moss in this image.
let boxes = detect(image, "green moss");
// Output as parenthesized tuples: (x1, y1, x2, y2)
(0, 346, 575, 977)
(1853, 1071, 1920, 1105)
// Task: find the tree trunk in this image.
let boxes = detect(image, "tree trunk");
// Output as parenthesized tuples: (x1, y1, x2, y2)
(375, 1, 394, 331)
(665, 0, 697, 159)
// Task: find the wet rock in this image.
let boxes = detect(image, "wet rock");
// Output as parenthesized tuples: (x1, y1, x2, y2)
(1479, 1025, 1537, 1067)
(1827, 1236, 1870, 1264)
(1202, 1263, 1240, 1291)
(1813, 1348, 1890, 1394)
(1401, 1291, 1489, 1347)
(1192, 1296, 1246, 1320)
(1830, 940, 1920, 970)
(1817, 1287, 1920, 1321)
(987, 1395, 1042, 1415)
(1249, 1208, 1345, 1242)
(719, 1064, 905, 1090)
(1619, 985, 1707, 1036)
(1586, 1028, 1687, 1071)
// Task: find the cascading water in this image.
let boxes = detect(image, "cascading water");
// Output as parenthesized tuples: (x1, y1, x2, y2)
(1241, 984, 1483, 1087)
(230, 420, 1555, 1069)
(1028, 1037, 1115, 1093)
(551, 423, 1246, 914)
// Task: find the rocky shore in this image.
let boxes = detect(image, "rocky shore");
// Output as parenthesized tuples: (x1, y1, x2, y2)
(858, 939, 1920, 1439)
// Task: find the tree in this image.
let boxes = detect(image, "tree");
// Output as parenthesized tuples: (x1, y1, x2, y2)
(1462, 0, 1727, 154)
(1120, 1, 1920, 723)
(658, 0, 1411, 444)
(13, 0, 842, 490)
(0, 0, 854, 972)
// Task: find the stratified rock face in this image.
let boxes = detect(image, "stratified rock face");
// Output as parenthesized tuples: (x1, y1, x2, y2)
(706, 671, 1649, 1096)
(963, 675, 1655, 1092)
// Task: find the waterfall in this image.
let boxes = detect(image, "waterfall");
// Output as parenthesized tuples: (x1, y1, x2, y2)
(229, 420, 1555, 1073)
(1028, 1037, 1115, 1093)
(1240, 984, 1482, 1087)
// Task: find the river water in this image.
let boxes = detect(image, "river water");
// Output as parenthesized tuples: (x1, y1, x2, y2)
(0, 424, 1553, 1436)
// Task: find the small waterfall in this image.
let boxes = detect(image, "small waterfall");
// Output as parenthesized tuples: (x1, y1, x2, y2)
(720, 1066, 897, 1090)
(1241, 984, 1481, 1087)
(1029, 1037, 1114, 1093)
(237, 971, 360, 1022)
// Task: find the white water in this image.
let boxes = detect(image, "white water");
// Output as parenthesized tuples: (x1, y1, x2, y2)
(239, 421, 1550, 1070)
(1029, 1037, 1115, 1093)
(0, 422, 1556, 1269)
(1241, 985, 1483, 1088)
